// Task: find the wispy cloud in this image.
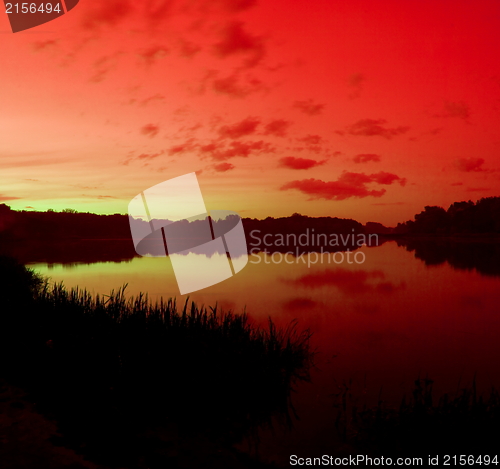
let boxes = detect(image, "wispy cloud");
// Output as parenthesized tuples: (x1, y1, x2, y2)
(200, 140, 274, 160)
(293, 99, 325, 116)
(455, 157, 485, 172)
(347, 72, 366, 99)
(434, 100, 470, 121)
(338, 119, 410, 139)
(353, 154, 381, 163)
(137, 46, 169, 66)
(218, 117, 260, 139)
(140, 123, 160, 138)
(213, 162, 235, 172)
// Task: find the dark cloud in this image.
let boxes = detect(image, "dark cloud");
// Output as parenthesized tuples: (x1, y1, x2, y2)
(339, 119, 410, 139)
(140, 94, 166, 106)
(144, 0, 175, 24)
(455, 157, 485, 172)
(348, 72, 365, 87)
(0, 195, 21, 201)
(279, 157, 325, 170)
(451, 182, 464, 186)
(290, 134, 325, 155)
(168, 141, 196, 155)
(199, 140, 274, 160)
(217, 140, 274, 160)
(370, 171, 406, 186)
(218, 0, 257, 12)
(81, 0, 133, 30)
(338, 171, 406, 187)
(347, 72, 366, 99)
(293, 99, 325, 116)
(140, 124, 160, 137)
(280, 171, 406, 201)
(212, 75, 246, 97)
(213, 162, 235, 172)
(435, 100, 470, 120)
(32, 40, 58, 51)
(264, 119, 290, 137)
(218, 117, 260, 139)
(199, 142, 219, 154)
(280, 178, 386, 201)
(137, 152, 164, 160)
(182, 123, 203, 133)
(90, 54, 121, 83)
(213, 21, 265, 67)
(138, 46, 169, 65)
(178, 39, 201, 58)
(353, 153, 381, 163)
(298, 134, 322, 145)
(212, 72, 265, 98)
(123, 150, 164, 165)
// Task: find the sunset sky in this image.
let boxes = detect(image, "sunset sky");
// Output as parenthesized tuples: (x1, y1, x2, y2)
(1, 0, 499, 225)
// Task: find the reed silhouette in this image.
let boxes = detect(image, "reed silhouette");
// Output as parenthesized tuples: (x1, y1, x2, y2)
(0, 256, 313, 467)
(332, 377, 500, 456)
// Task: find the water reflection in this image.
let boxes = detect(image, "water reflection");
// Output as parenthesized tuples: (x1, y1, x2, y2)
(24, 240, 500, 465)
(396, 237, 500, 276)
(282, 267, 406, 295)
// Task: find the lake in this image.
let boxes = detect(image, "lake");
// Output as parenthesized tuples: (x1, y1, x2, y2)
(28, 239, 500, 465)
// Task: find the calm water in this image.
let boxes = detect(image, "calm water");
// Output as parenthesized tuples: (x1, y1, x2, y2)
(29, 240, 500, 464)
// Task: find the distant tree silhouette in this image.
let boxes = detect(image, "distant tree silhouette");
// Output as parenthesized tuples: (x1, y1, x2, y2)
(413, 206, 449, 233)
(364, 222, 392, 234)
(395, 197, 500, 234)
(0, 205, 368, 262)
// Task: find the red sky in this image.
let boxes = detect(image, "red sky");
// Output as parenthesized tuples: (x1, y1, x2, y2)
(1, 0, 499, 225)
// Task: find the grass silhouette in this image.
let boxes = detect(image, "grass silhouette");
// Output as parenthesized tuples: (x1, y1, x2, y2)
(333, 377, 500, 456)
(0, 256, 313, 467)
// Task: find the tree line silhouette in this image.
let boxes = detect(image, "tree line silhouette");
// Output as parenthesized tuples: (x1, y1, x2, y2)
(0, 205, 365, 241)
(394, 196, 500, 235)
(0, 205, 368, 261)
(1, 197, 498, 265)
